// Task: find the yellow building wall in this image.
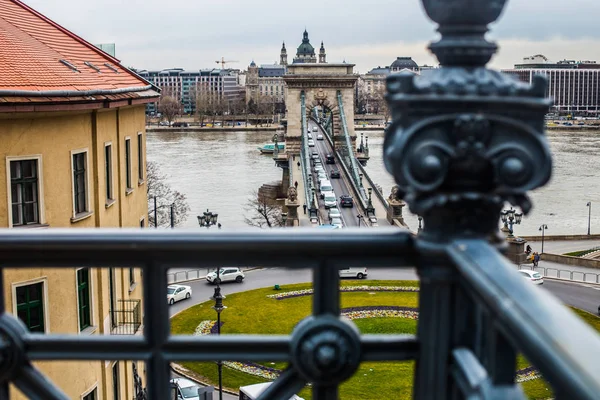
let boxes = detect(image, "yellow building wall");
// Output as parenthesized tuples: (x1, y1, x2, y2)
(0, 104, 149, 400)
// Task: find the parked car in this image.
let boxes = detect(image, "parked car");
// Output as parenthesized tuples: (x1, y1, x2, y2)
(159, 121, 171, 126)
(339, 195, 354, 208)
(328, 207, 341, 220)
(324, 193, 337, 208)
(171, 377, 201, 400)
(519, 269, 543, 285)
(308, 139, 315, 147)
(167, 284, 192, 305)
(317, 134, 324, 140)
(339, 267, 368, 279)
(172, 122, 189, 128)
(325, 154, 335, 164)
(206, 267, 245, 284)
(330, 169, 341, 179)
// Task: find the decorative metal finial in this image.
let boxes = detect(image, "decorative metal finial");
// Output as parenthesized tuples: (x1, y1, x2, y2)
(384, 0, 553, 240)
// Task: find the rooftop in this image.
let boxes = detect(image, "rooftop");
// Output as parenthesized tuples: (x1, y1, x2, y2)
(0, 0, 156, 99)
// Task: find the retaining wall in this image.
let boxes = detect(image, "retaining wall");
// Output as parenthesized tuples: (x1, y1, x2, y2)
(542, 253, 600, 269)
(521, 234, 600, 241)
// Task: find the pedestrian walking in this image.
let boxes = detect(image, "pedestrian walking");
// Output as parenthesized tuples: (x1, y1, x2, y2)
(303, 204, 307, 214)
(533, 252, 540, 267)
(297, 161, 301, 168)
(294, 181, 298, 189)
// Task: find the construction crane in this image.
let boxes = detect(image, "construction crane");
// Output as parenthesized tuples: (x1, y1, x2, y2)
(215, 57, 238, 69)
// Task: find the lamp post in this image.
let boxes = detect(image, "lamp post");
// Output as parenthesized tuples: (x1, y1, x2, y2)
(539, 224, 549, 254)
(197, 209, 219, 228)
(418, 216, 423, 234)
(500, 207, 523, 238)
(366, 187, 375, 218)
(357, 214, 364, 227)
(309, 188, 318, 221)
(359, 174, 364, 187)
(587, 202, 592, 235)
(210, 276, 227, 400)
(281, 212, 288, 227)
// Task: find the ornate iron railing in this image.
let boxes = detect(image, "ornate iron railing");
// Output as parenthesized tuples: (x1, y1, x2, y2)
(1, 1, 600, 399)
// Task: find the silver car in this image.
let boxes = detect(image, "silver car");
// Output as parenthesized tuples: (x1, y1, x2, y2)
(206, 267, 245, 284)
(328, 207, 341, 220)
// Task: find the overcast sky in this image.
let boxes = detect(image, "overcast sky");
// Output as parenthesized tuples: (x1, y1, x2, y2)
(22, 0, 600, 73)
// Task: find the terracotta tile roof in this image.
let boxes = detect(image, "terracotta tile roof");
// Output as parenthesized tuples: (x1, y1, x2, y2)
(0, 0, 157, 96)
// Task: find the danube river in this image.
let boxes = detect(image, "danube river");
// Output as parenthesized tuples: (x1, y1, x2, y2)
(147, 129, 600, 235)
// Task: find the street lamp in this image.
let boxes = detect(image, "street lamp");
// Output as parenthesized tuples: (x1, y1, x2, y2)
(539, 224, 549, 254)
(309, 188, 318, 221)
(210, 278, 227, 400)
(587, 202, 592, 235)
(418, 216, 423, 234)
(366, 188, 375, 218)
(197, 209, 219, 228)
(500, 207, 523, 237)
(281, 212, 288, 227)
(357, 214, 364, 227)
(359, 174, 363, 187)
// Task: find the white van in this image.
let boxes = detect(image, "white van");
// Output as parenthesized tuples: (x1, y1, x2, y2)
(319, 180, 333, 198)
(239, 383, 304, 400)
(339, 267, 368, 279)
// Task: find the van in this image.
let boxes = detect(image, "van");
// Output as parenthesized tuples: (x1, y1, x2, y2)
(319, 180, 333, 198)
(239, 383, 304, 400)
(339, 267, 368, 279)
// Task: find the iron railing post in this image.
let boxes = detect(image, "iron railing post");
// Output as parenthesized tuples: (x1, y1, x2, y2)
(385, 0, 553, 397)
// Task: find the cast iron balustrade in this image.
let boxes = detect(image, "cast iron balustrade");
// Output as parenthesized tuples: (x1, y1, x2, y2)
(1, 1, 600, 399)
(111, 299, 142, 335)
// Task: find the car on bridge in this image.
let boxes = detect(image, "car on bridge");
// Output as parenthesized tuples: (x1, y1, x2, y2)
(339, 195, 354, 208)
(324, 193, 337, 208)
(330, 169, 340, 179)
(312, 126, 318, 132)
(328, 207, 341, 220)
(326, 154, 335, 164)
(308, 139, 315, 147)
(319, 181, 333, 198)
(167, 284, 192, 305)
(330, 217, 343, 228)
(206, 267, 245, 284)
(317, 134, 324, 140)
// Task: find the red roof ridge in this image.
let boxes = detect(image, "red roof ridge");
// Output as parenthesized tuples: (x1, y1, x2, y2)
(8, 0, 143, 84)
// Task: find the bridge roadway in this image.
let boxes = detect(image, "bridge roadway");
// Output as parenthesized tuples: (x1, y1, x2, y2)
(306, 119, 390, 227)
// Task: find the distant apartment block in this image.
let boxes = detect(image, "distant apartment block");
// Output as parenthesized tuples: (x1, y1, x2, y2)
(137, 68, 243, 115)
(503, 55, 600, 113)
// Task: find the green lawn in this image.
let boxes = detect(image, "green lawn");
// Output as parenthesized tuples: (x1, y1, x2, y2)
(170, 280, 600, 400)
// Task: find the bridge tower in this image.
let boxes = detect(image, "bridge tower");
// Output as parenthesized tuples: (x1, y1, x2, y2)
(283, 63, 359, 155)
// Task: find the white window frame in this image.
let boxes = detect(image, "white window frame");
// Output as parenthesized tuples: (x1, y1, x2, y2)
(80, 383, 98, 400)
(11, 277, 50, 334)
(5, 155, 45, 228)
(125, 137, 133, 193)
(104, 142, 115, 206)
(137, 132, 144, 184)
(75, 267, 96, 335)
(70, 148, 91, 219)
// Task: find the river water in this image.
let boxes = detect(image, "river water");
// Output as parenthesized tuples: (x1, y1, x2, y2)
(147, 129, 600, 235)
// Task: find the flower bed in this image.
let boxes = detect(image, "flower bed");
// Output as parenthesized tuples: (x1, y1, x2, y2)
(515, 366, 541, 383)
(267, 286, 420, 300)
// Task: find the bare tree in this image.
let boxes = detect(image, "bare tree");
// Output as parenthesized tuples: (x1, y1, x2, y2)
(158, 95, 182, 125)
(243, 190, 284, 228)
(147, 161, 190, 227)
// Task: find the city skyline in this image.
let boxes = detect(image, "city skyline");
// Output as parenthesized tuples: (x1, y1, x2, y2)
(21, 0, 600, 74)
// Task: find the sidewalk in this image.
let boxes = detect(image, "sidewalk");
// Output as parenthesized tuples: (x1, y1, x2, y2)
(521, 260, 600, 284)
(289, 156, 312, 227)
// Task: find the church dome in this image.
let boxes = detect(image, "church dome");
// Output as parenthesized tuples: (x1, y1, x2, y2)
(296, 30, 315, 56)
(390, 57, 418, 70)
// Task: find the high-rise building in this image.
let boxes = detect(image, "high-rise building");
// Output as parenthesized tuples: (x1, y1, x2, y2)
(502, 55, 600, 113)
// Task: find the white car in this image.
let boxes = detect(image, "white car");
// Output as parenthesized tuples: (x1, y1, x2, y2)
(308, 139, 315, 147)
(206, 267, 245, 284)
(171, 377, 201, 400)
(324, 193, 337, 208)
(314, 165, 325, 174)
(339, 267, 368, 279)
(317, 134, 324, 140)
(312, 126, 318, 132)
(330, 217, 343, 228)
(519, 269, 543, 285)
(167, 284, 192, 305)
(317, 172, 328, 181)
(328, 207, 341, 220)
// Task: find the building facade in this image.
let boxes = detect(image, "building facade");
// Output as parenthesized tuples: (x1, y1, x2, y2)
(0, 0, 159, 398)
(138, 68, 242, 115)
(502, 55, 600, 114)
(356, 57, 428, 113)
